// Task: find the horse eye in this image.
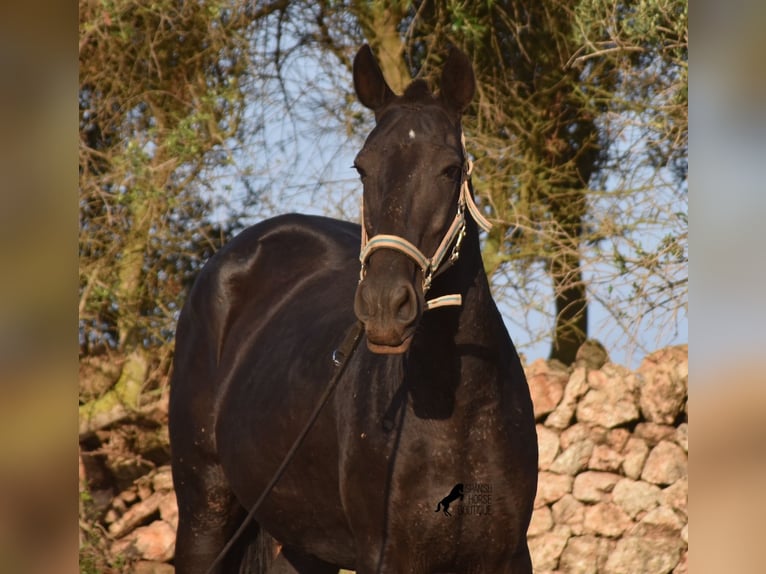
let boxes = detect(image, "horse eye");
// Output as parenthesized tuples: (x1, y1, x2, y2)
(442, 165, 462, 181)
(353, 162, 368, 180)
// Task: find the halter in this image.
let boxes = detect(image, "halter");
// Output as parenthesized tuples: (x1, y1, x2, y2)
(358, 133, 492, 310)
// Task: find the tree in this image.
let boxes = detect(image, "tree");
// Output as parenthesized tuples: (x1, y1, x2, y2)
(404, 0, 686, 363)
(285, 0, 687, 364)
(78, 0, 270, 432)
(568, 0, 688, 352)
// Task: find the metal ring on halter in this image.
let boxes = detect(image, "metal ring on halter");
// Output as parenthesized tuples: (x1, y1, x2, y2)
(331, 348, 345, 367)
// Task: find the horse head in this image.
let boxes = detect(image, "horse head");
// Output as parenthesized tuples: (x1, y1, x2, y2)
(351, 44, 477, 354)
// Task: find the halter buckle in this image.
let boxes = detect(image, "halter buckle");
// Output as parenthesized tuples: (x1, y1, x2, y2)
(449, 224, 466, 264)
(423, 266, 434, 292)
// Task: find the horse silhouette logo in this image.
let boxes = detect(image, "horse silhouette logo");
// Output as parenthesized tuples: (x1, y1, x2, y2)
(435, 483, 464, 516)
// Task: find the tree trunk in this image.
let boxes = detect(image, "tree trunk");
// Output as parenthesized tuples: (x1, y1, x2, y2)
(549, 252, 587, 365)
(115, 201, 150, 351)
(352, 1, 411, 93)
(81, 150, 175, 436)
(547, 181, 590, 365)
(79, 349, 148, 436)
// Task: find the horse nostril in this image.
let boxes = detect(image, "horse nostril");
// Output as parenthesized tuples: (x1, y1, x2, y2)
(393, 284, 417, 325)
(354, 282, 373, 322)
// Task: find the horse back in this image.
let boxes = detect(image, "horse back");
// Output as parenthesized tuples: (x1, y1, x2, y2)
(169, 213, 360, 464)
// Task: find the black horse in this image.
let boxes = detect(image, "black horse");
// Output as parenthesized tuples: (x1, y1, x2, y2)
(169, 44, 538, 574)
(435, 484, 464, 517)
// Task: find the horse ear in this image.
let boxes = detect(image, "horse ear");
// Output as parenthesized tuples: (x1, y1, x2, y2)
(439, 45, 475, 115)
(353, 44, 395, 113)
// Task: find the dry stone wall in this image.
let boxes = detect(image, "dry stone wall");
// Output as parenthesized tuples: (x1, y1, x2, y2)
(526, 345, 688, 574)
(86, 345, 688, 573)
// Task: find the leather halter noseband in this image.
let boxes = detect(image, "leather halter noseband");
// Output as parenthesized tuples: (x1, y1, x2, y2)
(358, 133, 492, 310)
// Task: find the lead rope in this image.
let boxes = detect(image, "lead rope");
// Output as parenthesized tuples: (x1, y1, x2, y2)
(203, 322, 364, 574)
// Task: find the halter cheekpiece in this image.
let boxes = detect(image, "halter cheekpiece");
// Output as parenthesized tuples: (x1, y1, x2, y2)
(358, 132, 492, 310)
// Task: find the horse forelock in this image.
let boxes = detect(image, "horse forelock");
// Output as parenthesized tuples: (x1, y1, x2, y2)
(402, 79, 433, 103)
(373, 79, 459, 129)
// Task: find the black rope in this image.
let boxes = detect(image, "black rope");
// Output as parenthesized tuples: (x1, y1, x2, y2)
(204, 321, 364, 574)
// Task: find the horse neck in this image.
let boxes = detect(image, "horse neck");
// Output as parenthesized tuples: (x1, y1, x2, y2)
(399, 221, 508, 419)
(423, 218, 498, 348)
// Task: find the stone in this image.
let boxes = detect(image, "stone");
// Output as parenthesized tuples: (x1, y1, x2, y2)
(583, 502, 633, 537)
(634, 422, 677, 446)
(120, 488, 138, 504)
(551, 494, 585, 534)
(675, 422, 688, 453)
(104, 508, 119, 525)
(632, 506, 684, 537)
(575, 339, 609, 370)
(606, 428, 631, 451)
(662, 477, 688, 519)
(603, 535, 683, 574)
(576, 370, 639, 428)
(133, 561, 175, 574)
(560, 423, 592, 449)
(621, 437, 650, 480)
(642, 440, 688, 486)
(131, 520, 176, 562)
(588, 424, 609, 444)
(572, 471, 620, 503)
(527, 358, 568, 419)
(529, 526, 571, 571)
(611, 478, 662, 519)
(585, 368, 608, 390)
(600, 363, 638, 392)
(637, 345, 688, 424)
(152, 466, 174, 491)
(537, 424, 560, 470)
(588, 443, 623, 472)
(158, 492, 178, 530)
(112, 520, 176, 563)
(558, 535, 600, 574)
(545, 368, 589, 429)
(136, 475, 153, 501)
(535, 471, 573, 508)
(528, 505, 553, 536)
(108, 491, 163, 538)
(111, 495, 127, 515)
(549, 439, 595, 475)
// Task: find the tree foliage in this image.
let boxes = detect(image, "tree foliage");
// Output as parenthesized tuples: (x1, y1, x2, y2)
(410, 0, 605, 364)
(79, 0, 260, 356)
(78, 0, 288, 437)
(79, 0, 687, 366)
(567, 0, 688, 351)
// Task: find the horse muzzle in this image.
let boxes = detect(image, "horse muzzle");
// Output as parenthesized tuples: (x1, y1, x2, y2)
(353, 276, 420, 354)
